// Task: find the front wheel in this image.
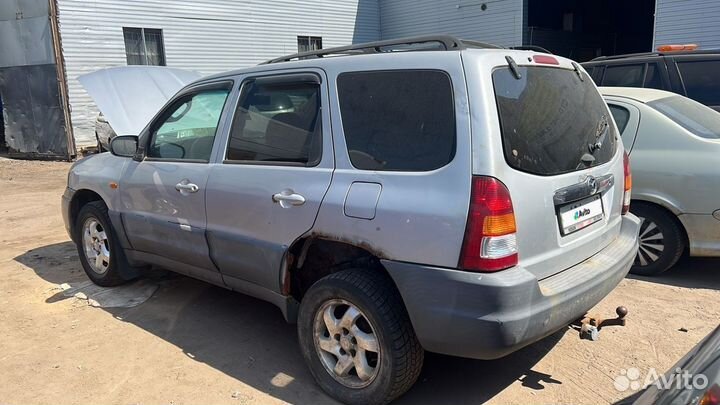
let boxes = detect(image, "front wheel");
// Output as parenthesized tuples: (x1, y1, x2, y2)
(630, 203, 685, 276)
(298, 269, 423, 405)
(75, 201, 138, 286)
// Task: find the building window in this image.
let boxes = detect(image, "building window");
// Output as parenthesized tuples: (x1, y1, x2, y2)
(123, 27, 166, 66)
(297, 36, 322, 54)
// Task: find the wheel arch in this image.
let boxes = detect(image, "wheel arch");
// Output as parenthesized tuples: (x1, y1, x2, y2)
(68, 189, 105, 242)
(285, 235, 402, 304)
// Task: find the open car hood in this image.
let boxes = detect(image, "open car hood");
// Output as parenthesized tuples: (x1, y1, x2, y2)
(78, 66, 202, 136)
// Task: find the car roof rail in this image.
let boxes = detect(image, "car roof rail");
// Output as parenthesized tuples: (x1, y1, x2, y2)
(509, 45, 553, 54)
(590, 48, 720, 62)
(590, 52, 661, 61)
(260, 35, 502, 65)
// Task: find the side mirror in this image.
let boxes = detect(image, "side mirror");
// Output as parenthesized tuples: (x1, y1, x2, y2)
(109, 135, 138, 158)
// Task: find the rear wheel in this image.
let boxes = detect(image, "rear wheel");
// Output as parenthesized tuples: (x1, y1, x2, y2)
(75, 201, 138, 286)
(630, 203, 685, 276)
(298, 269, 423, 405)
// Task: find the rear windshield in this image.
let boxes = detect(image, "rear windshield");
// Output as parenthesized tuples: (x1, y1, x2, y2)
(493, 66, 617, 176)
(648, 96, 720, 139)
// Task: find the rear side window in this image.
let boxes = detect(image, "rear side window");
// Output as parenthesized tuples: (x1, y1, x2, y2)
(648, 96, 720, 139)
(602, 64, 645, 87)
(337, 70, 455, 171)
(644, 64, 663, 89)
(609, 104, 631, 133)
(493, 66, 616, 176)
(677, 60, 720, 106)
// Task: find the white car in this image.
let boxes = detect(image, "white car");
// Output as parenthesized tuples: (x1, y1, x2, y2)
(601, 87, 720, 275)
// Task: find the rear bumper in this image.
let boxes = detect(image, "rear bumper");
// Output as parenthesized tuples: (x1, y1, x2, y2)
(383, 214, 640, 360)
(678, 213, 720, 257)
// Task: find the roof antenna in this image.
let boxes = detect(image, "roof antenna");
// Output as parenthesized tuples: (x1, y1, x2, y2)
(505, 56, 522, 80)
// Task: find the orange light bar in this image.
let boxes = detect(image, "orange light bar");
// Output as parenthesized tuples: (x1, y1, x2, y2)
(482, 213, 517, 236)
(657, 44, 698, 52)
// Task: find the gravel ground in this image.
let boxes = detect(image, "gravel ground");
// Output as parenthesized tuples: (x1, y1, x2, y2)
(0, 157, 718, 405)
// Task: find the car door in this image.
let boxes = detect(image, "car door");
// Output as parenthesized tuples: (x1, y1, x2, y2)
(120, 81, 233, 284)
(606, 98, 641, 153)
(205, 71, 333, 293)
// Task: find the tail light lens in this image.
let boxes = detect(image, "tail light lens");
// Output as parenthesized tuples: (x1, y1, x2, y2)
(622, 152, 632, 215)
(700, 384, 720, 405)
(460, 177, 518, 272)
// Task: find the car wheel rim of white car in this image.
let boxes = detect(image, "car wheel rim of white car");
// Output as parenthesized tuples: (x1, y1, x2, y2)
(313, 299, 380, 389)
(635, 216, 665, 266)
(82, 218, 111, 274)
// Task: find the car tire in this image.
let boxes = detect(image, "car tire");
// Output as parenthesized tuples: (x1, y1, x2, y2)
(75, 201, 138, 286)
(298, 269, 423, 405)
(630, 203, 685, 276)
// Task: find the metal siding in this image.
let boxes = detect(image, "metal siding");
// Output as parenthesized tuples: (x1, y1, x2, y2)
(379, 0, 524, 47)
(654, 0, 720, 50)
(57, 0, 380, 146)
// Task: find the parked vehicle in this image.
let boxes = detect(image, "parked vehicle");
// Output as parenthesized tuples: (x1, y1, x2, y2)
(620, 325, 720, 405)
(583, 45, 720, 112)
(601, 87, 720, 276)
(94, 113, 116, 152)
(63, 36, 639, 404)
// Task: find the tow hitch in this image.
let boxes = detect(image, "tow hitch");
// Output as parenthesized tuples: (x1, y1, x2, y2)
(576, 306, 628, 341)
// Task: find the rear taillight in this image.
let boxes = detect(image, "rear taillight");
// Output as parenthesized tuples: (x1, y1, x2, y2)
(460, 177, 518, 272)
(622, 152, 632, 215)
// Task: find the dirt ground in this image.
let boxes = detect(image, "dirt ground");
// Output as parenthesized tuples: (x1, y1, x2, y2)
(0, 157, 718, 405)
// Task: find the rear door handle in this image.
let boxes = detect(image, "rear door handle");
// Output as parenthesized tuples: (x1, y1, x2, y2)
(175, 182, 199, 194)
(272, 190, 306, 208)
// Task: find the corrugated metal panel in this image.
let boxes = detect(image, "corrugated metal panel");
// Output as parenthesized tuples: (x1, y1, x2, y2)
(0, 0, 54, 68)
(654, 0, 720, 50)
(57, 0, 380, 146)
(379, 0, 524, 47)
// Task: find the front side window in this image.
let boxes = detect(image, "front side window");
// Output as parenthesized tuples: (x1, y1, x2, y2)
(648, 96, 720, 139)
(337, 70, 456, 171)
(148, 89, 230, 161)
(123, 27, 166, 66)
(602, 64, 645, 87)
(677, 60, 720, 106)
(226, 78, 322, 165)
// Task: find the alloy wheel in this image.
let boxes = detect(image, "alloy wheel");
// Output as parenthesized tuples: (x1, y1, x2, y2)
(82, 217, 110, 274)
(313, 299, 380, 389)
(635, 216, 665, 266)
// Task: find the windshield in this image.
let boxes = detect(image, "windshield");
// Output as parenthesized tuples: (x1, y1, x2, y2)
(493, 66, 617, 176)
(647, 96, 720, 139)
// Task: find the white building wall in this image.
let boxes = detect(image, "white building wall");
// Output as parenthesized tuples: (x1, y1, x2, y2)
(654, 0, 720, 50)
(57, 0, 380, 146)
(379, 0, 524, 47)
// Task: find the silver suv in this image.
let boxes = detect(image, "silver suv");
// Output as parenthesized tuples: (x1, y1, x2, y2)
(62, 36, 640, 404)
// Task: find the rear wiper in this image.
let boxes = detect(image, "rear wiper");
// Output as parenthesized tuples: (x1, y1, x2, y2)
(578, 116, 609, 169)
(588, 118, 609, 154)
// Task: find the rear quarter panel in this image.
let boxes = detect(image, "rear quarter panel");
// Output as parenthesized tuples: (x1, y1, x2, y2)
(629, 103, 720, 215)
(311, 52, 472, 268)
